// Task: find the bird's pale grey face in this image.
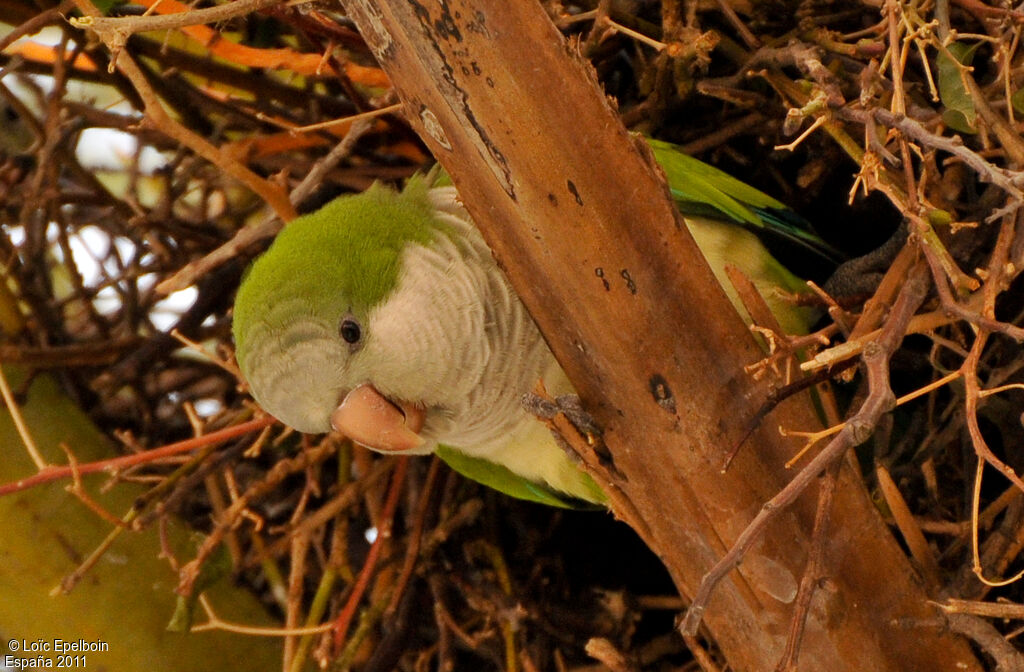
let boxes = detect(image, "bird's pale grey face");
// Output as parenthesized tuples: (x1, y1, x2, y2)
(236, 233, 494, 455)
(233, 185, 499, 455)
(237, 291, 433, 453)
(237, 294, 351, 434)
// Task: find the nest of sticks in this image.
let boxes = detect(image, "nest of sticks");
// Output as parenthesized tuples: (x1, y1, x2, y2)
(1, 0, 1024, 669)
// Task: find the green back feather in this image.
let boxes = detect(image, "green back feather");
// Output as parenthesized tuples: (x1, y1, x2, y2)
(234, 179, 447, 357)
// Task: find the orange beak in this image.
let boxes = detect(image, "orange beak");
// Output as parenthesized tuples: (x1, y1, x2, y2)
(330, 383, 426, 452)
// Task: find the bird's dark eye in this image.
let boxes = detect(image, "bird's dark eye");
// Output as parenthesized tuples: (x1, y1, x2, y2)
(339, 318, 362, 344)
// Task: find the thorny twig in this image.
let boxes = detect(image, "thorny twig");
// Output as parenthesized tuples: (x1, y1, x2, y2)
(68, 0, 298, 221)
(774, 460, 841, 672)
(156, 115, 378, 295)
(176, 436, 342, 596)
(71, 0, 295, 40)
(837, 107, 1024, 216)
(680, 262, 930, 636)
(0, 417, 273, 496)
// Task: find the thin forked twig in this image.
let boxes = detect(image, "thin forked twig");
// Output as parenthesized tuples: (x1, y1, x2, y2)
(155, 114, 381, 295)
(679, 262, 930, 636)
(71, 0, 299, 38)
(775, 460, 842, 672)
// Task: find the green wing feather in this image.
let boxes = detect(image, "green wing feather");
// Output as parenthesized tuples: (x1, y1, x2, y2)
(430, 137, 839, 262)
(645, 138, 842, 264)
(435, 445, 605, 509)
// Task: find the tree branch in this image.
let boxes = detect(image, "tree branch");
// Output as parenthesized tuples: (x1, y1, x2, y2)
(338, 1, 980, 670)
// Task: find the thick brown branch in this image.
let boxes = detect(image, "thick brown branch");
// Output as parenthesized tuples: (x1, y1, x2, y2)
(339, 1, 982, 670)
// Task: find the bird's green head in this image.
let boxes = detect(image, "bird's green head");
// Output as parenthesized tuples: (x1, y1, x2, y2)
(232, 180, 454, 442)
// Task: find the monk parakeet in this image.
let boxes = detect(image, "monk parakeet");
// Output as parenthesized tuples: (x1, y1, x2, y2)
(232, 139, 830, 507)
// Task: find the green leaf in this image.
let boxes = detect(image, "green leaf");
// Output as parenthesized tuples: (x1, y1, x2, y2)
(167, 536, 233, 633)
(938, 42, 981, 134)
(0, 367, 281, 670)
(1011, 88, 1024, 116)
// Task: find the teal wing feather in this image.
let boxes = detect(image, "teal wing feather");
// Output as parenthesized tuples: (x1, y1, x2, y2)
(645, 137, 842, 264)
(435, 445, 604, 509)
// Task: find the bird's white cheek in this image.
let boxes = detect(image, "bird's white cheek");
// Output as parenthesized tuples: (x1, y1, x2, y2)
(361, 245, 488, 407)
(362, 311, 457, 406)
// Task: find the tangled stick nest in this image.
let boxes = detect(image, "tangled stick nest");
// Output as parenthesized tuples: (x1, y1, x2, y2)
(2, 0, 1024, 669)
